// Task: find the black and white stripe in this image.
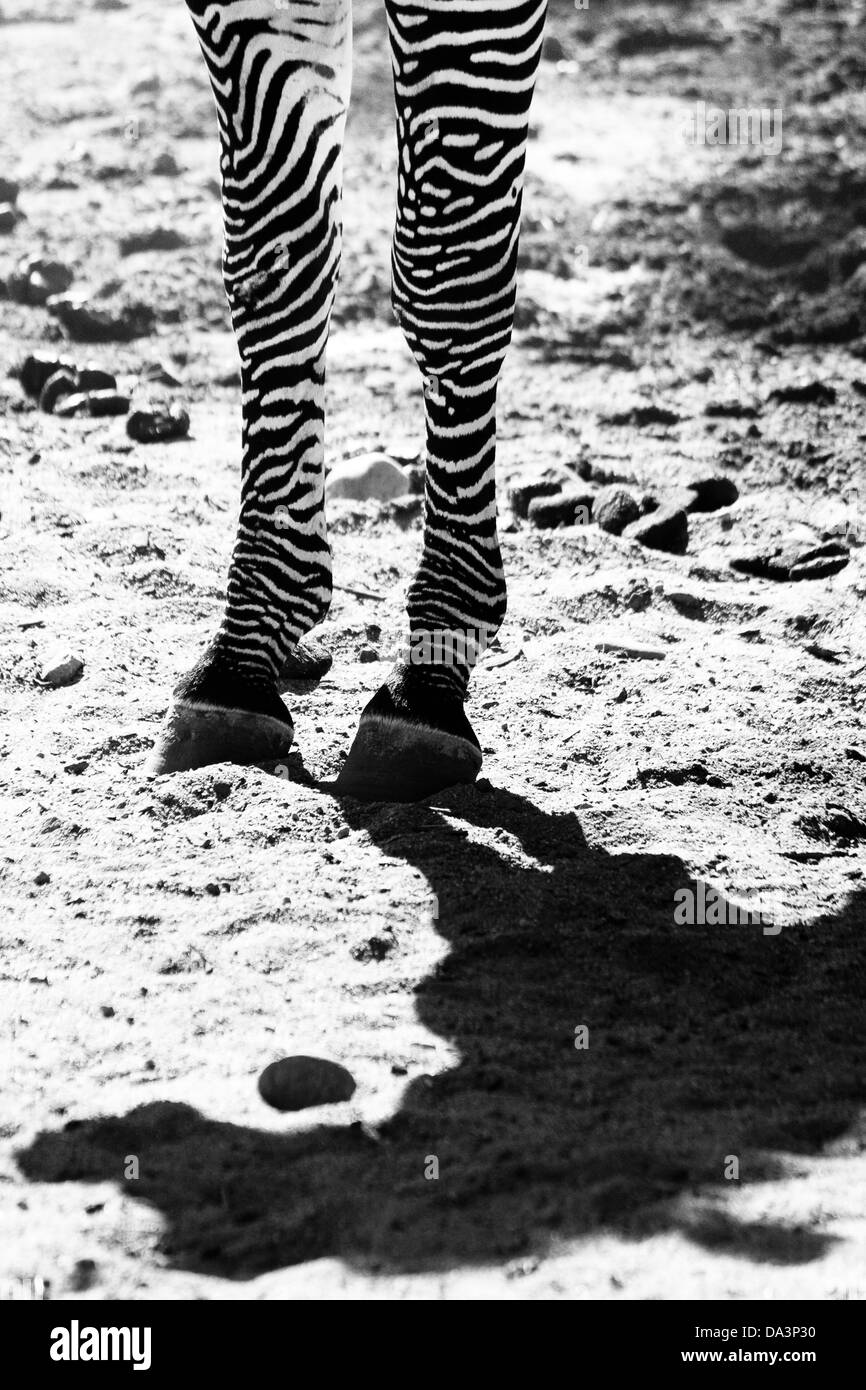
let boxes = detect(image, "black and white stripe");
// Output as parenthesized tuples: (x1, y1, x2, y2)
(177, 0, 545, 719)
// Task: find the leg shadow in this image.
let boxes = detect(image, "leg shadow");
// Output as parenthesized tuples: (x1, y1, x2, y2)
(17, 781, 863, 1276)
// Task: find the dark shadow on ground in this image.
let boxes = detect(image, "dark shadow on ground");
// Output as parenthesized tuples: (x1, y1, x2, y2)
(17, 781, 864, 1276)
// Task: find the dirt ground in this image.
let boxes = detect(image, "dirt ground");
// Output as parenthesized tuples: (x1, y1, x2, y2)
(1, 0, 865, 1300)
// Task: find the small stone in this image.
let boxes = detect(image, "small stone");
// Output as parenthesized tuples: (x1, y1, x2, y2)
(596, 638, 666, 660)
(0, 204, 18, 233)
(326, 452, 409, 502)
(358, 647, 379, 663)
(67, 1259, 98, 1293)
(20, 353, 77, 398)
(151, 149, 181, 177)
(768, 381, 837, 407)
(365, 624, 381, 642)
(119, 226, 188, 256)
(39, 652, 84, 687)
(624, 506, 689, 555)
(126, 403, 190, 442)
(278, 635, 332, 686)
(76, 364, 117, 393)
(84, 390, 130, 417)
(666, 590, 704, 617)
(64, 759, 89, 775)
(7, 256, 74, 306)
(403, 463, 425, 495)
(204, 883, 220, 896)
(258, 1055, 357, 1112)
(509, 476, 568, 518)
(0, 176, 20, 205)
(541, 34, 568, 62)
(594, 484, 640, 535)
(39, 370, 77, 414)
(100, 1005, 115, 1018)
(684, 472, 739, 511)
(34, 870, 51, 886)
(603, 403, 681, 428)
(527, 489, 594, 529)
(47, 295, 155, 343)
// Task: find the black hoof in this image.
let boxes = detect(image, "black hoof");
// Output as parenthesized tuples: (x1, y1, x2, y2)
(335, 663, 482, 802)
(145, 700, 294, 775)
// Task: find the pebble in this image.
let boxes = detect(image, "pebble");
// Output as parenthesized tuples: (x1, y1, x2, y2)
(593, 484, 640, 535)
(0, 204, 18, 233)
(278, 635, 332, 683)
(151, 150, 181, 177)
(730, 541, 849, 582)
(0, 176, 20, 205)
(258, 1055, 357, 1111)
(119, 226, 188, 256)
(326, 451, 409, 501)
(768, 381, 837, 407)
(34, 870, 51, 886)
(39, 652, 84, 687)
(77, 365, 118, 393)
(509, 476, 569, 518)
(624, 506, 689, 555)
(596, 638, 666, 660)
(126, 403, 190, 442)
(47, 295, 155, 343)
(39, 370, 77, 414)
(684, 472, 739, 511)
(20, 353, 77, 397)
(85, 391, 130, 417)
(7, 256, 74, 306)
(527, 489, 594, 529)
(358, 647, 380, 663)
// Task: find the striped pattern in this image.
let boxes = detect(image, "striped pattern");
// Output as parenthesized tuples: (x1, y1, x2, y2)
(387, 0, 547, 695)
(182, 0, 545, 708)
(185, 0, 352, 688)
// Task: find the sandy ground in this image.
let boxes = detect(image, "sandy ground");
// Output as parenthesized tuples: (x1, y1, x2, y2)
(1, 0, 865, 1299)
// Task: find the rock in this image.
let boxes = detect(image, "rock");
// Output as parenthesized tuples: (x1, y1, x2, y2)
(326, 452, 408, 502)
(0, 176, 20, 205)
(704, 400, 760, 419)
(39, 652, 84, 687)
(47, 295, 155, 343)
(383, 495, 423, 527)
(730, 541, 849, 582)
(541, 34, 568, 62)
(602, 403, 681, 428)
(126, 403, 190, 442)
(151, 149, 181, 177)
(0, 204, 18, 233)
(768, 381, 837, 407)
(6, 256, 74, 306)
(527, 489, 594, 529)
(596, 638, 666, 660)
(683, 472, 739, 511)
(509, 476, 568, 518)
(358, 647, 379, 663)
(402, 463, 425, 495)
(20, 353, 77, 397)
(278, 635, 332, 688)
(593, 484, 640, 535)
(667, 590, 705, 617)
(258, 1055, 357, 1111)
(84, 390, 130, 417)
(119, 226, 188, 256)
(34, 870, 51, 886)
(77, 365, 117, 393)
(624, 506, 689, 555)
(38, 370, 77, 414)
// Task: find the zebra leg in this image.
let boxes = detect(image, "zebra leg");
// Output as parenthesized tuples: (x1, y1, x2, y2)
(147, 0, 351, 776)
(337, 0, 546, 801)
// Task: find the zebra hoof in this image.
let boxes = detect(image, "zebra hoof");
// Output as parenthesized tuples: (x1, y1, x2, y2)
(335, 667, 482, 802)
(145, 700, 294, 776)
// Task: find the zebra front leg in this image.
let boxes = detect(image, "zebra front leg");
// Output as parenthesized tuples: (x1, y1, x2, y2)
(337, 0, 547, 801)
(147, 0, 352, 775)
